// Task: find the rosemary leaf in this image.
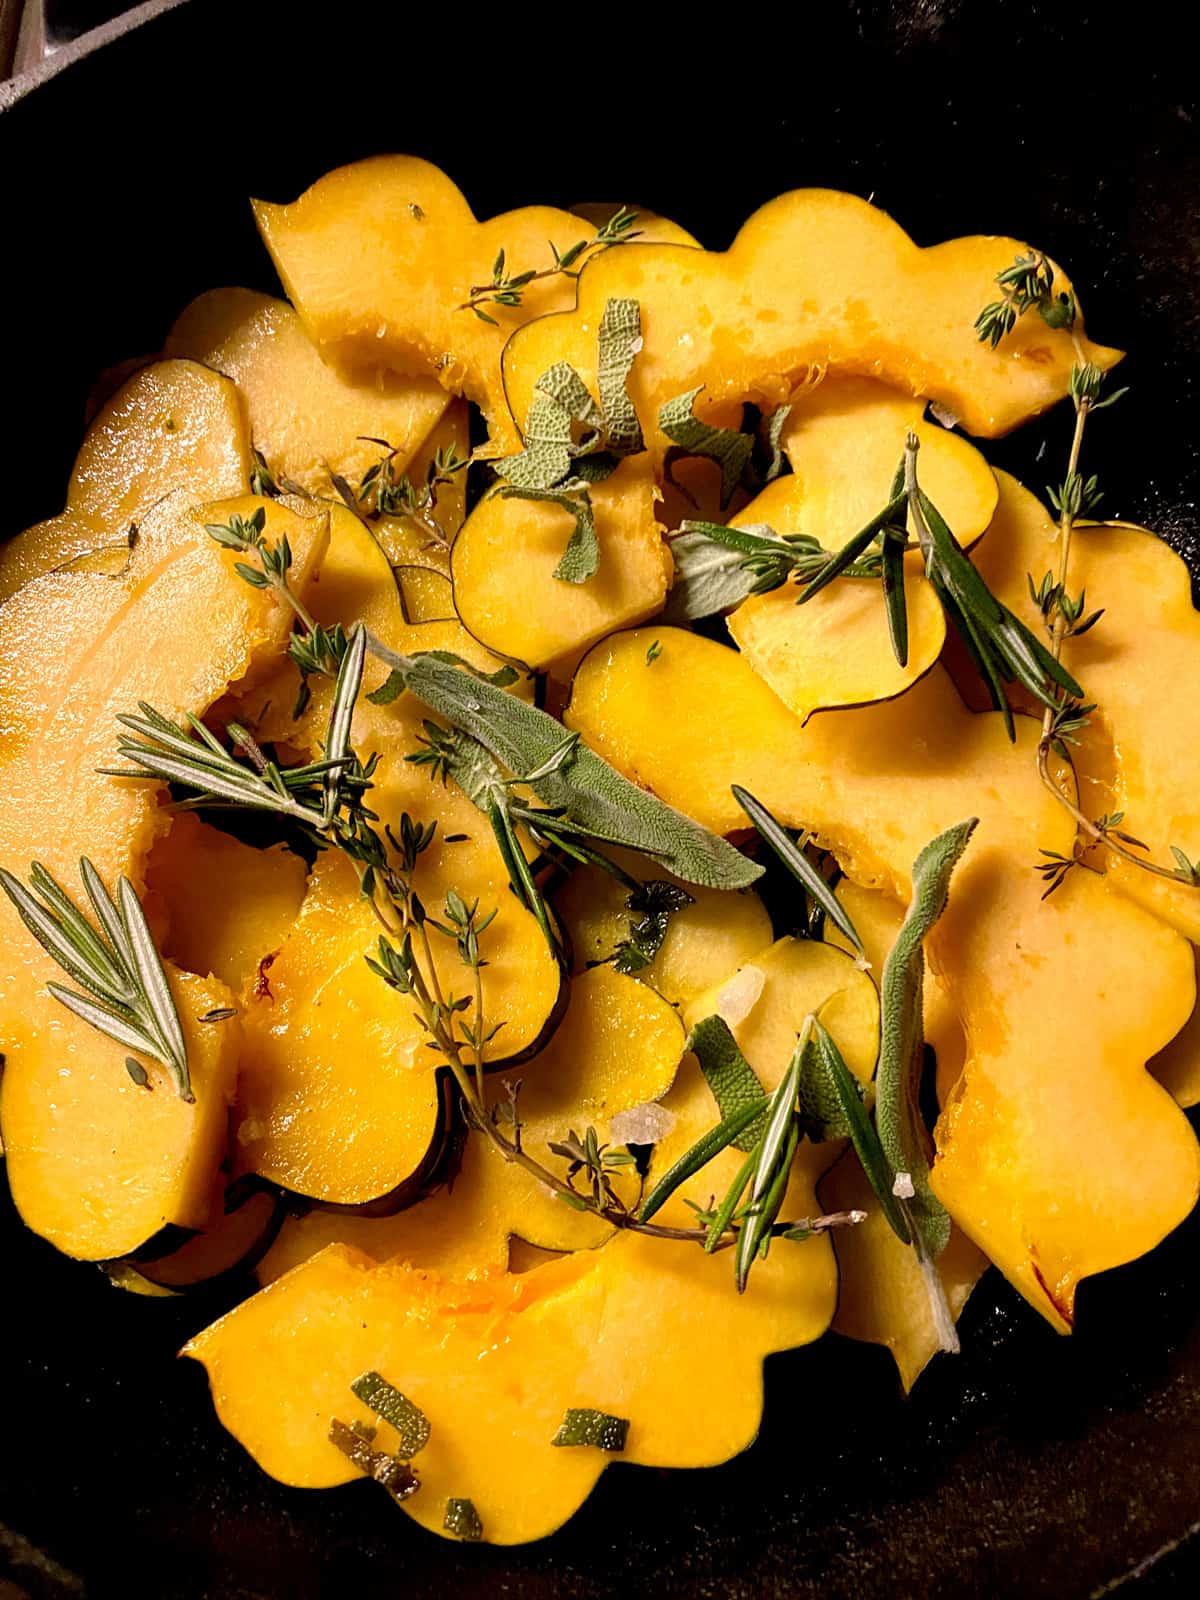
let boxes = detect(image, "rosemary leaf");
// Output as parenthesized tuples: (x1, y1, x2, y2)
(685, 1015, 769, 1149)
(876, 819, 978, 1259)
(552, 1408, 629, 1452)
(731, 786, 865, 957)
(794, 489, 906, 604)
(639, 1099, 764, 1222)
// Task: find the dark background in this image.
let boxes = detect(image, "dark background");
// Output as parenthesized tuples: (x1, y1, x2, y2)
(2, 2, 1200, 1595)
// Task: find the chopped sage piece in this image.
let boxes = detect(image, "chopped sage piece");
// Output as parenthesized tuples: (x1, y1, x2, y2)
(685, 1014, 768, 1150)
(444, 1497, 484, 1542)
(329, 1418, 420, 1502)
(659, 386, 754, 506)
(350, 1370, 431, 1458)
(552, 1408, 629, 1452)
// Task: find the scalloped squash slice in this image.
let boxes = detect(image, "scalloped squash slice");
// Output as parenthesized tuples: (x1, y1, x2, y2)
(503, 191, 1120, 453)
(166, 288, 450, 495)
(566, 628, 1200, 1326)
(967, 474, 1200, 944)
(453, 457, 671, 672)
(232, 682, 563, 1208)
(253, 159, 702, 456)
(553, 846, 772, 1009)
(726, 379, 998, 718)
(0, 360, 250, 604)
(0, 494, 326, 1258)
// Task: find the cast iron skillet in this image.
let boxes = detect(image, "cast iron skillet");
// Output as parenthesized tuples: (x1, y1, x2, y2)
(2, 4, 1199, 1595)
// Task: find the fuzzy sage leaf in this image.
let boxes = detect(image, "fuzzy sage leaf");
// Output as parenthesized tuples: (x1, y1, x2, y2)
(686, 1014, 769, 1149)
(659, 387, 754, 506)
(375, 646, 762, 891)
(877, 819, 978, 1259)
(350, 1370, 431, 1458)
(552, 1408, 629, 1452)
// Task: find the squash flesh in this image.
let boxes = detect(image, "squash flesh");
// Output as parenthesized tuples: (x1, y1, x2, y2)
(254, 157, 628, 454)
(0, 493, 324, 1257)
(503, 190, 1120, 453)
(967, 477, 1200, 943)
(0, 360, 250, 604)
(565, 627, 1200, 1325)
(552, 847, 773, 1009)
(453, 458, 672, 673)
(165, 288, 449, 495)
(145, 812, 308, 993)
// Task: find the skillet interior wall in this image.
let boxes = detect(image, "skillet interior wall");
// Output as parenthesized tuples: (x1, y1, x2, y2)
(1, 3, 1199, 1597)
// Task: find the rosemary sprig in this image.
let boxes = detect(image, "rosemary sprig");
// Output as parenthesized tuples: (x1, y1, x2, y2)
(458, 207, 641, 323)
(731, 785, 866, 958)
(0, 859, 192, 1101)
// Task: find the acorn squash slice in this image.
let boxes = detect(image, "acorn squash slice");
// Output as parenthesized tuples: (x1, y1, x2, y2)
(967, 472, 1200, 944)
(725, 379, 998, 719)
(0, 359, 250, 604)
(165, 288, 450, 496)
(0, 493, 326, 1258)
(503, 190, 1119, 454)
(257, 964, 684, 1276)
(566, 627, 1200, 1327)
(452, 457, 671, 673)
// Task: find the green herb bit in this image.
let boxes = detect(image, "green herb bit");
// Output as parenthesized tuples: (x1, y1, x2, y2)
(552, 1408, 629, 1452)
(732, 785, 865, 957)
(685, 1014, 769, 1149)
(645, 639, 663, 665)
(659, 386, 754, 507)
(974, 251, 1076, 349)
(733, 1024, 810, 1290)
(350, 1370, 431, 1458)
(876, 819, 977, 1262)
(329, 1418, 420, 1503)
(458, 208, 641, 321)
(249, 446, 281, 499)
(444, 1498, 484, 1542)
(609, 879, 694, 974)
(0, 858, 192, 1101)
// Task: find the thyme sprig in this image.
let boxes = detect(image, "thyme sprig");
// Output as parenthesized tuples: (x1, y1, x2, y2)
(458, 207, 641, 323)
(0, 859, 192, 1101)
(974, 259, 1195, 891)
(346, 436, 469, 554)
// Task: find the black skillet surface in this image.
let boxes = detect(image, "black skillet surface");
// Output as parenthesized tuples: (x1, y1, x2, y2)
(2, 3, 1200, 1595)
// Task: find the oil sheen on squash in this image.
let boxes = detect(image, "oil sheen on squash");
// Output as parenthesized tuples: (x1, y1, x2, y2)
(0, 360, 251, 604)
(0, 493, 326, 1257)
(565, 626, 1200, 1328)
(166, 288, 450, 496)
(503, 189, 1120, 454)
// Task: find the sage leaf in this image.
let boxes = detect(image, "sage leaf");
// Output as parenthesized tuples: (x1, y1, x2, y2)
(660, 386, 754, 507)
(685, 1014, 769, 1149)
(351, 1370, 431, 1458)
(663, 521, 800, 623)
(596, 296, 644, 457)
(372, 646, 763, 890)
(876, 818, 978, 1259)
(494, 392, 573, 490)
(536, 360, 604, 434)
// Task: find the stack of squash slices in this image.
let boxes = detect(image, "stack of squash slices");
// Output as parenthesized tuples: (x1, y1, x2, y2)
(0, 155, 1198, 1547)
